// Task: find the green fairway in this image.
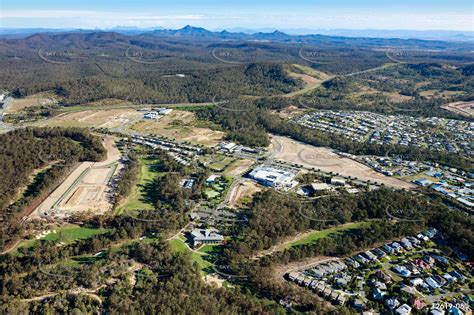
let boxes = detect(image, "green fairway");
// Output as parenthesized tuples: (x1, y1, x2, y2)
(168, 238, 212, 273)
(286, 221, 373, 248)
(18, 225, 110, 249)
(119, 157, 161, 212)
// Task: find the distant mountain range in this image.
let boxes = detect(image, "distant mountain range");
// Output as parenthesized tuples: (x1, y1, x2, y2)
(229, 28, 474, 42)
(1, 26, 473, 51)
(1, 25, 473, 42)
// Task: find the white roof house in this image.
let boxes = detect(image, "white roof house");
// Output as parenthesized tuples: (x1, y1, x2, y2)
(311, 182, 333, 191)
(206, 174, 221, 183)
(395, 304, 412, 315)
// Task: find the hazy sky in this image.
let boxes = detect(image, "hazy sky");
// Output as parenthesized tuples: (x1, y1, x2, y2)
(1, 0, 473, 31)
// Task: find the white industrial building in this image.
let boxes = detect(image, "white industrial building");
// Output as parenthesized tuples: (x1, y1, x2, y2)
(143, 111, 160, 119)
(249, 165, 298, 190)
(156, 108, 173, 115)
(219, 142, 237, 152)
(143, 108, 172, 119)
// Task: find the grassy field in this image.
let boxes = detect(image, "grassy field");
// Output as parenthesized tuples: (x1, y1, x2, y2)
(6, 92, 57, 114)
(420, 89, 465, 98)
(18, 225, 110, 249)
(401, 173, 439, 183)
(209, 156, 235, 172)
(283, 64, 332, 98)
(286, 221, 373, 248)
(168, 238, 213, 273)
(118, 157, 161, 212)
(223, 158, 254, 177)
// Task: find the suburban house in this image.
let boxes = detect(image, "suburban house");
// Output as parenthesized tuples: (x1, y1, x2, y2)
(393, 265, 412, 277)
(395, 304, 412, 315)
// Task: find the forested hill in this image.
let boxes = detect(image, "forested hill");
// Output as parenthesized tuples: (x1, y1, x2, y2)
(0, 128, 106, 249)
(1, 28, 473, 106)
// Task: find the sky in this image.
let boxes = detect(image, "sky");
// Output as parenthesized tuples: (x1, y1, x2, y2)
(1, 0, 473, 31)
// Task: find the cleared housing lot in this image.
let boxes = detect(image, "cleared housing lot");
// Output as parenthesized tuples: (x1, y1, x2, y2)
(130, 110, 224, 147)
(441, 100, 474, 118)
(5, 93, 56, 114)
(271, 136, 415, 189)
(34, 108, 143, 129)
(31, 137, 122, 219)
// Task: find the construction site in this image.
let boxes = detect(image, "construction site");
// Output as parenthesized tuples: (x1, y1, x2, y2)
(31, 137, 123, 220)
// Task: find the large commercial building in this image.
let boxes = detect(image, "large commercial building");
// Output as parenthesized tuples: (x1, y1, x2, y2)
(249, 165, 298, 190)
(190, 229, 224, 247)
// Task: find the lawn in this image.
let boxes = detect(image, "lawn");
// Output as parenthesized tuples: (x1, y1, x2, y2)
(168, 238, 213, 273)
(205, 188, 220, 199)
(198, 244, 222, 254)
(119, 157, 161, 212)
(401, 173, 439, 183)
(286, 221, 373, 248)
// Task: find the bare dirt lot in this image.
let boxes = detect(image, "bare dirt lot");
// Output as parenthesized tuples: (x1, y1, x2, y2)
(81, 167, 111, 184)
(223, 159, 254, 177)
(131, 110, 224, 147)
(31, 137, 122, 219)
(271, 135, 415, 189)
(32, 106, 224, 147)
(35, 108, 143, 129)
(228, 179, 262, 208)
(273, 105, 307, 119)
(6, 92, 57, 114)
(441, 101, 473, 118)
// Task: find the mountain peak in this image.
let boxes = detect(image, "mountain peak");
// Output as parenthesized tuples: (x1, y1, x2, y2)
(179, 25, 209, 33)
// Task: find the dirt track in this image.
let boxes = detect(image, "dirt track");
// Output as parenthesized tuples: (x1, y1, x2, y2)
(271, 135, 415, 189)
